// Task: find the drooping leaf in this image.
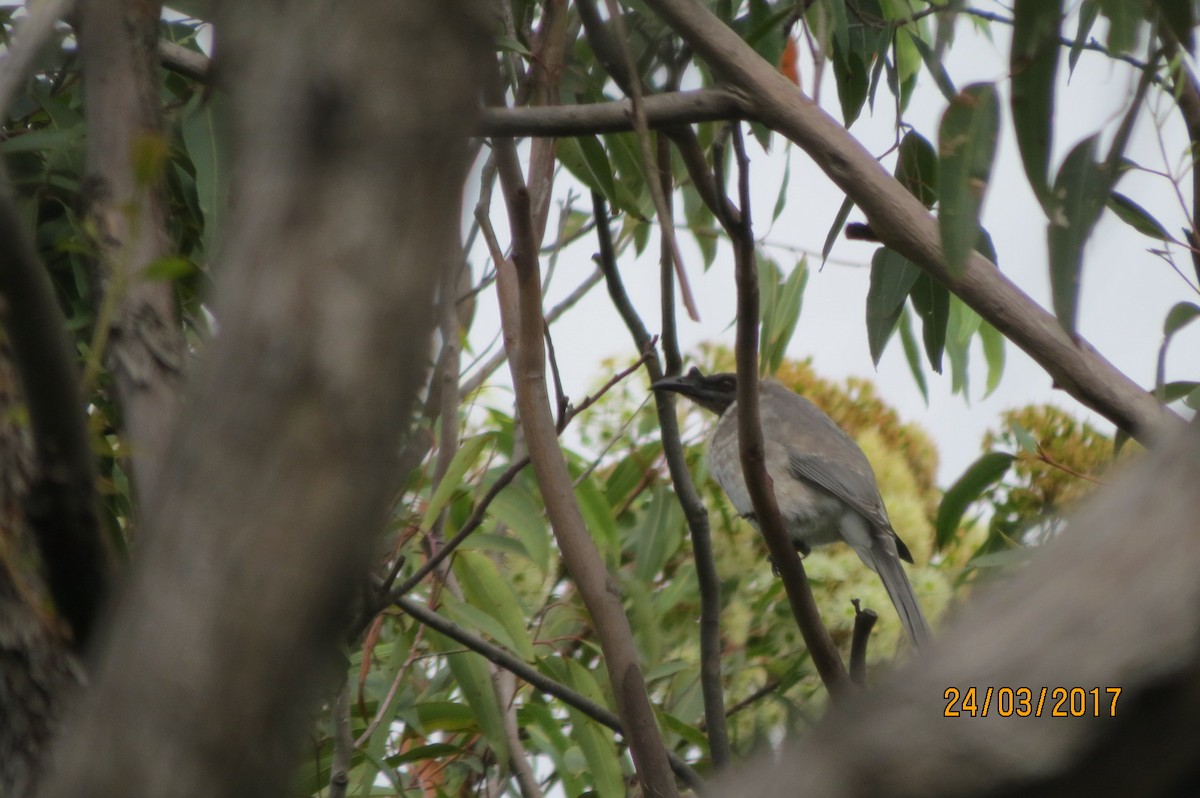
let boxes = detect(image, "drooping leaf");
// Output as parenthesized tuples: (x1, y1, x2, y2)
(865, 247, 921, 364)
(453, 550, 536, 660)
(821, 196, 855, 267)
(936, 451, 1015, 549)
(1047, 135, 1106, 336)
(427, 632, 511, 765)
(1164, 301, 1200, 336)
(938, 83, 999, 275)
(1010, 0, 1061, 205)
(979, 319, 1006, 397)
(909, 32, 957, 102)
(420, 433, 493, 530)
(1152, 0, 1195, 52)
(894, 130, 938, 208)
(760, 256, 808, 375)
(898, 306, 929, 401)
(1069, 1, 1101, 75)
(909, 272, 949, 373)
(181, 90, 233, 260)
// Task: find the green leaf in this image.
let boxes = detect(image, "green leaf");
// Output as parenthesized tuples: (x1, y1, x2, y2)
(1107, 192, 1172, 241)
(1164, 301, 1200, 336)
(938, 83, 1000, 276)
(1010, 421, 1039, 453)
(898, 306, 928, 402)
(1010, 0, 1061, 204)
(181, 91, 233, 259)
(495, 35, 532, 57)
(1048, 135, 1106, 335)
(420, 433, 493, 530)
(909, 272, 949, 373)
(979, 320, 1006, 397)
(772, 151, 791, 224)
(1098, 0, 1142, 55)
(453, 550, 536, 660)
(1162, 380, 1200, 403)
(760, 256, 808, 375)
(554, 660, 625, 798)
(1152, 0, 1194, 52)
(427, 633, 511, 764)
(831, 36, 870, 126)
(865, 247, 921, 365)
(140, 256, 197, 282)
(632, 486, 684, 582)
(910, 33, 957, 102)
(557, 136, 618, 211)
(1069, 1, 1101, 75)
(821, 196, 855, 267)
(894, 130, 938, 208)
(936, 452, 1015, 550)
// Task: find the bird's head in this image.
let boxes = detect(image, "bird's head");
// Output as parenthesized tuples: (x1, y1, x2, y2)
(652, 367, 738, 415)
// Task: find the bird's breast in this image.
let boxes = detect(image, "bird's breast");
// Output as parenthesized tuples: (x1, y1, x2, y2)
(708, 408, 847, 550)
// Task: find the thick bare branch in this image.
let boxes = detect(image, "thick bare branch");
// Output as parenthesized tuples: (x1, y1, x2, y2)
(641, 0, 1180, 445)
(480, 87, 750, 136)
(79, 0, 184, 502)
(37, 3, 490, 798)
(0, 181, 108, 650)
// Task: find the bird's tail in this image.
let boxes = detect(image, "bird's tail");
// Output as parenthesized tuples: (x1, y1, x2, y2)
(860, 546, 931, 649)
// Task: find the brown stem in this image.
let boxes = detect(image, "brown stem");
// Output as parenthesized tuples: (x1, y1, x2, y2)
(490, 67, 680, 797)
(592, 191, 733, 767)
(726, 124, 850, 697)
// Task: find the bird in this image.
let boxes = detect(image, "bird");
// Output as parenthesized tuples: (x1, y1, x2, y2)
(653, 367, 931, 648)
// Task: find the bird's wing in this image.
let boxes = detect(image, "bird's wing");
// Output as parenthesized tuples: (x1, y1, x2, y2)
(786, 452, 885, 524)
(787, 451, 916, 563)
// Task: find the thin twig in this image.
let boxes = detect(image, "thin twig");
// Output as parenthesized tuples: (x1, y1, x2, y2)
(393, 595, 704, 791)
(592, 190, 733, 767)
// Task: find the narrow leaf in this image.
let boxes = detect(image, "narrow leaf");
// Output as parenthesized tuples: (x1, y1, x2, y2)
(909, 272, 949, 373)
(1153, 0, 1195, 52)
(936, 451, 1015, 549)
(1048, 135, 1106, 335)
(910, 33, 957, 102)
(821, 196, 855, 267)
(898, 307, 929, 401)
(1010, 0, 1062, 204)
(1069, 1, 1100, 75)
(979, 320, 1006, 397)
(1107, 192, 1172, 241)
(865, 248, 921, 365)
(894, 130, 938, 208)
(420, 433, 493, 530)
(938, 83, 1000, 275)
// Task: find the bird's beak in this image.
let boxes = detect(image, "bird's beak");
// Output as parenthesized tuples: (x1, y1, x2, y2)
(651, 374, 693, 395)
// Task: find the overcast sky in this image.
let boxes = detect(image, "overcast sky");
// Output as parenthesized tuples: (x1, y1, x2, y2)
(467, 7, 1198, 484)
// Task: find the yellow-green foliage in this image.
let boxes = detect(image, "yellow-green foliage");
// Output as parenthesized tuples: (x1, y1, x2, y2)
(983, 404, 1114, 519)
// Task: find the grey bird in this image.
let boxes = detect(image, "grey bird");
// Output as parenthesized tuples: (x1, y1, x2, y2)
(654, 367, 931, 648)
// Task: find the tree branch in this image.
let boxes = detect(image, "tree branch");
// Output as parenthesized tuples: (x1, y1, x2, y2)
(393, 595, 704, 791)
(479, 87, 750, 136)
(640, 0, 1180, 445)
(725, 125, 849, 696)
(490, 71, 680, 796)
(592, 191, 733, 767)
(79, 0, 184, 503)
(0, 177, 109, 650)
(38, 4, 491, 797)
